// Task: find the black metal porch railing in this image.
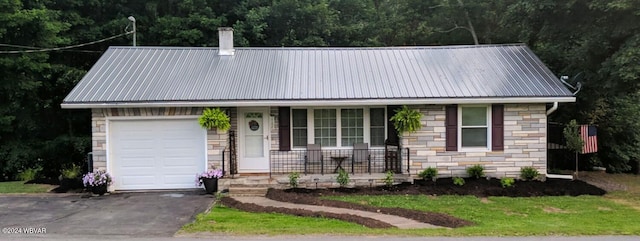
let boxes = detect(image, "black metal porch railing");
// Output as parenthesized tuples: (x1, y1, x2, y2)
(269, 148, 409, 175)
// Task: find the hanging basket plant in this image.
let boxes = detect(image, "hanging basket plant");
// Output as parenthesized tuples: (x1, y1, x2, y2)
(390, 105, 422, 136)
(199, 107, 231, 131)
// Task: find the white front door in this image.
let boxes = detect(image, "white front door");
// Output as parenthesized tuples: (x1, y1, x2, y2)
(238, 108, 270, 172)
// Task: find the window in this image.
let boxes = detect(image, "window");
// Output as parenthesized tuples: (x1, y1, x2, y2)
(459, 106, 490, 149)
(370, 108, 386, 147)
(314, 109, 337, 146)
(292, 109, 307, 148)
(290, 107, 386, 148)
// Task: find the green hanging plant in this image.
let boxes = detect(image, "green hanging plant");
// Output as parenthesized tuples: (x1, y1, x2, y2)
(390, 105, 422, 136)
(199, 107, 231, 131)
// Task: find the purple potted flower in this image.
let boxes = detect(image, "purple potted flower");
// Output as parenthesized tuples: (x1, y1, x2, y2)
(196, 168, 223, 194)
(82, 170, 113, 195)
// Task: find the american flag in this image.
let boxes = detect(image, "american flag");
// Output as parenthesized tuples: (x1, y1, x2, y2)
(580, 125, 598, 153)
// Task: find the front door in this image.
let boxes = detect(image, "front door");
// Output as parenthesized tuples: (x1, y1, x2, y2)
(238, 108, 270, 172)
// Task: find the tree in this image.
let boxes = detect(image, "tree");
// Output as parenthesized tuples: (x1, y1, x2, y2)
(563, 120, 584, 178)
(0, 0, 77, 179)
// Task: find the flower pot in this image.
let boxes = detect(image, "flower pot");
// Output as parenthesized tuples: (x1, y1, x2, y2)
(91, 185, 108, 195)
(202, 178, 218, 194)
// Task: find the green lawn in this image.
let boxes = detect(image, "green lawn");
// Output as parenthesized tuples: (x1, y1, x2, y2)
(182, 173, 640, 236)
(330, 195, 640, 236)
(0, 181, 54, 193)
(181, 194, 640, 236)
(180, 205, 373, 235)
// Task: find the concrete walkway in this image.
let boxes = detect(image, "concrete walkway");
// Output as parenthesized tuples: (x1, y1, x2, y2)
(232, 196, 439, 229)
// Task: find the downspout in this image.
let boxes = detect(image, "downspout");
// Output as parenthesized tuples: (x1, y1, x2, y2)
(545, 102, 573, 180)
(546, 102, 558, 116)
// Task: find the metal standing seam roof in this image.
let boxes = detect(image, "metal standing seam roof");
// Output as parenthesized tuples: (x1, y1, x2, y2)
(62, 44, 574, 108)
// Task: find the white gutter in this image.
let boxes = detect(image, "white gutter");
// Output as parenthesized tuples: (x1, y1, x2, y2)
(546, 101, 558, 115)
(61, 96, 576, 109)
(545, 101, 574, 180)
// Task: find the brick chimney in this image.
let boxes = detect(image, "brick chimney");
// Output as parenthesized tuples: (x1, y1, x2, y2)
(218, 27, 234, 56)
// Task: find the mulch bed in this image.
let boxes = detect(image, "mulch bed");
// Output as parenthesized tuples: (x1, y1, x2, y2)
(219, 197, 393, 228)
(266, 188, 474, 228)
(221, 178, 606, 229)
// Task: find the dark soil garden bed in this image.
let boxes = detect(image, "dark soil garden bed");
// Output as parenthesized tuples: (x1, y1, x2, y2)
(265, 188, 474, 228)
(221, 178, 606, 229)
(219, 197, 393, 228)
(273, 178, 605, 197)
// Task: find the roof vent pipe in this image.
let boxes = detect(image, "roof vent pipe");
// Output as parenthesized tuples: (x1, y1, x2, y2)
(218, 27, 234, 56)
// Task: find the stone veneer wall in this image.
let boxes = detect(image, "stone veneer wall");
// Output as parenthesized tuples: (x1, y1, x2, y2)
(404, 104, 547, 178)
(91, 107, 233, 173)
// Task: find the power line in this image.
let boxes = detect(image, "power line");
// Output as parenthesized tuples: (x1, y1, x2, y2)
(0, 43, 103, 53)
(0, 31, 134, 54)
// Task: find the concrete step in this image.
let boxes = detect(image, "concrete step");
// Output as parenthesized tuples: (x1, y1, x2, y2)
(228, 187, 269, 197)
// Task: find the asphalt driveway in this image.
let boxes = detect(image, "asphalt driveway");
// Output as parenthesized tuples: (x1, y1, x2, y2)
(0, 191, 214, 237)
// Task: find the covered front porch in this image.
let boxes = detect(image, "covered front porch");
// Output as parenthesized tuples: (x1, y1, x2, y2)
(221, 130, 410, 177)
(268, 147, 410, 176)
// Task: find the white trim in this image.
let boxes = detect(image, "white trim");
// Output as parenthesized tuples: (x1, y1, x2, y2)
(61, 97, 576, 109)
(106, 115, 201, 120)
(457, 105, 492, 152)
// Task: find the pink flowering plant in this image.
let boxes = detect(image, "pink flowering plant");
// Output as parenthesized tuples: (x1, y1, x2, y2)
(195, 168, 223, 186)
(82, 170, 113, 187)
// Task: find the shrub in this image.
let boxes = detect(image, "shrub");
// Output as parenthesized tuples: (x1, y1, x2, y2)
(418, 167, 438, 181)
(520, 167, 540, 181)
(466, 164, 485, 179)
(383, 170, 394, 187)
(453, 177, 465, 186)
(390, 105, 423, 135)
(288, 172, 300, 188)
(501, 177, 515, 188)
(198, 107, 231, 131)
(336, 168, 350, 187)
(17, 168, 40, 181)
(61, 164, 82, 179)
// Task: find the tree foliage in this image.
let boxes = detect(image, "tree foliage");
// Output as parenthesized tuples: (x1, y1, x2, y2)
(1, 0, 640, 179)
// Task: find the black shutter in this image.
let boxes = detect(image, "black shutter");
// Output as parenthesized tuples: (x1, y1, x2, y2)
(386, 105, 401, 145)
(491, 104, 504, 151)
(278, 107, 291, 151)
(445, 105, 458, 151)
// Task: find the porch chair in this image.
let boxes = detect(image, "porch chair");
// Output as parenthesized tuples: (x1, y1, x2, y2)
(352, 143, 371, 174)
(304, 144, 323, 174)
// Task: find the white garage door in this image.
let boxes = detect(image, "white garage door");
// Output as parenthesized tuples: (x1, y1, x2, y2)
(110, 119, 206, 190)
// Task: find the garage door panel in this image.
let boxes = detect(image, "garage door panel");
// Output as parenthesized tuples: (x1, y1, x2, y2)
(162, 159, 198, 168)
(119, 176, 156, 186)
(111, 119, 205, 190)
(120, 140, 155, 149)
(119, 157, 155, 168)
(164, 174, 197, 185)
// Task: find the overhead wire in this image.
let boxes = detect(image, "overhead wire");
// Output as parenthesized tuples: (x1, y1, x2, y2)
(0, 31, 133, 54)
